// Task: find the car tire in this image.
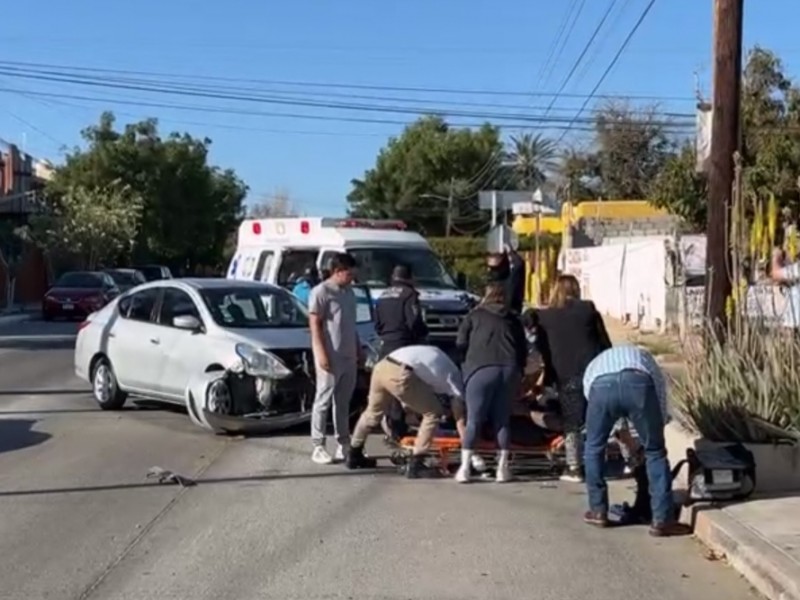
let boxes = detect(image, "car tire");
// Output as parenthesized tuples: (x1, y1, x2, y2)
(91, 358, 128, 410)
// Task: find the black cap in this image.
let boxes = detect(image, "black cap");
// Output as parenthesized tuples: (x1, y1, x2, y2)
(391, 264, 412, 282)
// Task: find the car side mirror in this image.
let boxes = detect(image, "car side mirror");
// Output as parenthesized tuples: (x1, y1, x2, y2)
(173, 315, 203, 332)
(456, 271, 467, 290)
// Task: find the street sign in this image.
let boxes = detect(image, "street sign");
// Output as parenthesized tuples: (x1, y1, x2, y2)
(486, 224, 519, 253)
(478, 190, 539, 210)
(512, 201, 535, 215)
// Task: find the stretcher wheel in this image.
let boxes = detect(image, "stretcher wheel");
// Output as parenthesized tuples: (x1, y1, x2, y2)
(390, 450, 407, 466)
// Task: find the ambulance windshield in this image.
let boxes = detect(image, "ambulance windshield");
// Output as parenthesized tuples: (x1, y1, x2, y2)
(347, 247, 457, 289)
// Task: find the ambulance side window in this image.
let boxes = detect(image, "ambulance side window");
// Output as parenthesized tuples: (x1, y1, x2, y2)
(277, 250, 320, 288)
(253, 251, 275, 282)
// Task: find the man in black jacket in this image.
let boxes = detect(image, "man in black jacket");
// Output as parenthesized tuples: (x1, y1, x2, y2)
(374, 265, 428, 358)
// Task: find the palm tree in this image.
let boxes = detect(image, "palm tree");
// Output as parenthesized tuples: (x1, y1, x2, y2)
(506, 133, 558, 191)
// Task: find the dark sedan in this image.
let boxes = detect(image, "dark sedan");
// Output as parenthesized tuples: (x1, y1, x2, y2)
(103, 268, 146, 292)
(42, 271, 120, 321)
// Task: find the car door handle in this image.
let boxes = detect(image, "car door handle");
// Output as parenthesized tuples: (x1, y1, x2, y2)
(150, 338, 160, 345)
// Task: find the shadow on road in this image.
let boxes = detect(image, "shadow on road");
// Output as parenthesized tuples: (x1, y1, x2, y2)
(0, 388, 88, 396)
(0, 419, 51, 455)
(0, 338, 76, 351)
(0, 468, 399, 498)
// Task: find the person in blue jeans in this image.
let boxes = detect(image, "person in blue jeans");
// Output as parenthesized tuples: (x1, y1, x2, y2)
(454, 282, 528, 484)
(582, 344, 691, 537)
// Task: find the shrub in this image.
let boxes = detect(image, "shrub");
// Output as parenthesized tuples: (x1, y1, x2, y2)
(672, 321, 800, 444)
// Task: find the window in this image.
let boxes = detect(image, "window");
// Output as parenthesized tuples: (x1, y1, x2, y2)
(200, 286, 309, 329)
(277, 249, 320, 287)
(158, 288, 202, 327)
(126, 288, 160, 322)
(352, 286, 374, 324)
(253, 251, 274, 282)
(106, 270, 146, 288)
(346, 247, 457, 289)
(54, 272, 105, 288)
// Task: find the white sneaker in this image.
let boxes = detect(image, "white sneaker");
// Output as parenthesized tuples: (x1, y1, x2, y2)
(312, 446, 333, 465)
(496, 450, 512, 483)
(455, 449, 473, 483)
(470, 454, 487, 473)
(333, 444, 349, 462)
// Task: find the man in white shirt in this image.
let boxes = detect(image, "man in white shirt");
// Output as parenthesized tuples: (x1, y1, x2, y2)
(346, 344, 467, 478)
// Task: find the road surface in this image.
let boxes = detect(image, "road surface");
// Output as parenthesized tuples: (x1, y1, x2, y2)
(0, 318, 758, 600)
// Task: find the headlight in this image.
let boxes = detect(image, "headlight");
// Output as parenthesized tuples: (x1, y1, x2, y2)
(235, 343, 292, 379)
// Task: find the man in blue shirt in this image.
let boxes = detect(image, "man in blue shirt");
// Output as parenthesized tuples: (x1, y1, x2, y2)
(582, 344, 690, 537)
(292, 266, 320, 306)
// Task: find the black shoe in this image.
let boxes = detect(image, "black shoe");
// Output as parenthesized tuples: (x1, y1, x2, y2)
(346, 445, 377, 470)
(405, 455, 439, 479)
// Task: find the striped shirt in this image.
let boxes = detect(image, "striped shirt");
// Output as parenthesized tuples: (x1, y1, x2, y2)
(583, 344, 670, 423)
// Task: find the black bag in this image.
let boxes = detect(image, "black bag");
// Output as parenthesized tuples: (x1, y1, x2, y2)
(672, 443, 757, 504)
(613, 443, 756, 525)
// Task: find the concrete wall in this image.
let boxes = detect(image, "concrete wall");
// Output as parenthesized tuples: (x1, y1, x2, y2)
(564, 239, 668, 331)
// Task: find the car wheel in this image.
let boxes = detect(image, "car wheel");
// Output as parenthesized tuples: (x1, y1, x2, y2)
(92, 358, 128, 410)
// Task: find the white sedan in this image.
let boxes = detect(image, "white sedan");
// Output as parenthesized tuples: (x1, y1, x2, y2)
(74, 278, 361, 434)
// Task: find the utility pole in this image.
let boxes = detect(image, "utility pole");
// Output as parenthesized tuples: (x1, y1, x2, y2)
(705, 0, 744, 331)
(445, 176, 454, 238)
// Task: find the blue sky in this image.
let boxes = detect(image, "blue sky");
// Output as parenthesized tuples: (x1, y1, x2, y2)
(1, 0, 798, 215)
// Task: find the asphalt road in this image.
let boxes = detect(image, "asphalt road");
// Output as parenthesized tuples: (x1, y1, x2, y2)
(0, 318, 759, 600)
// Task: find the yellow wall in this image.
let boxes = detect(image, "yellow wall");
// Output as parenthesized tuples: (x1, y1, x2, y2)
(512, 200, 668, 236)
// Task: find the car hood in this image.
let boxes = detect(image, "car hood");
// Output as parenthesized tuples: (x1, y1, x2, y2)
(47, 287, 103, 298)
(369, 286, 478, 311)
(223, 327, 312, 350)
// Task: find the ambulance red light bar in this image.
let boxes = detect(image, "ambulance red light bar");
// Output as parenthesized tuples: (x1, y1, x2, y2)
(320, 218, 407, 230)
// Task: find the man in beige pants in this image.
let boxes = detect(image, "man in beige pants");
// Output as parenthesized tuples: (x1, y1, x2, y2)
(346, 344, 466, 478)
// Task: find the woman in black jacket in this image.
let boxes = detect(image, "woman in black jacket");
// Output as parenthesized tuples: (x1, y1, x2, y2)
(535, 275, 612, 483)
(454, 282, 528, 484)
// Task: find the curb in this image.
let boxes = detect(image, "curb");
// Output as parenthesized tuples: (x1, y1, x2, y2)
(0, 313, 32, 326)
(691, 506, 800, 600)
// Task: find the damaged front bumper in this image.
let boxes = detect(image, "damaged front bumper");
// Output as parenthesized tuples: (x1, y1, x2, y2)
(185, 347, 315, 435)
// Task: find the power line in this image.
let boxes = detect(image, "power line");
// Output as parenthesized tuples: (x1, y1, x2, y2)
(543, 0, 619, 118)
(534, 0, 581, 91)
(556, 0, 660, 144)
(541, 0, 588, 89)
(0, 59, 697, 103)
(0, 86, 696, 133)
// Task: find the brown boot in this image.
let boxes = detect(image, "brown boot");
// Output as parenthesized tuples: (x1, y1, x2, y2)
(649, 522, 692, 537)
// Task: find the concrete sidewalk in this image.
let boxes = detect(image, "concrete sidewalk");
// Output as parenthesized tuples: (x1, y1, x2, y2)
(603, 314, 800, 600)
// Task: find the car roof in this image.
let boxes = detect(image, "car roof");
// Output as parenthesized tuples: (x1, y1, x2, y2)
(138, 278, 284, 293)
(105, 268, 140, 273)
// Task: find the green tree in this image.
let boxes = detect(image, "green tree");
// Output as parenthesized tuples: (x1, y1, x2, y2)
(506, 133, 558, 191)
(347, 116, 509, 236)
(18, 183, 143, 270)
(47, 112, 248, 271)
(650, 143, 708, 230)
(592, 101, 675, 199)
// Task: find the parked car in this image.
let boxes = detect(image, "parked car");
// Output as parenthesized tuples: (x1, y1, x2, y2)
(133, 265, 173, 282)
(103, 268, 147, 293)
(42, 271, 120, 321)
(73, 278, 376, 434)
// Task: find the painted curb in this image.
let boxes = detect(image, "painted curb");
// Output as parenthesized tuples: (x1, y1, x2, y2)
(692, 506, 800, 600)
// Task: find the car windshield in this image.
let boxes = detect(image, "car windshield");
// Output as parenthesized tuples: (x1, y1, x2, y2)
(201, 287, 309, 329)
(55, 272, 104, 288)
(347, 247, 456, 289)
(106, 270, 144, 286)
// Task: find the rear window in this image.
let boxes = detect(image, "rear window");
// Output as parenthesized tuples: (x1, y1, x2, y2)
(107, 270, 145, 286)
(55, 272, 104, 288)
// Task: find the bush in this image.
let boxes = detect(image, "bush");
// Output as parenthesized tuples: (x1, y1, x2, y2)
(429, 234, 560, 292)
(673, 321, 800, 444)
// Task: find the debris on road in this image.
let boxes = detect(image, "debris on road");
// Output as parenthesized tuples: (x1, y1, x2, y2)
(146, 466, 197, 487)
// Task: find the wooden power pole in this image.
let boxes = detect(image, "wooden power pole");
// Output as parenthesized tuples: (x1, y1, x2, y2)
(705, 0, 744, 329)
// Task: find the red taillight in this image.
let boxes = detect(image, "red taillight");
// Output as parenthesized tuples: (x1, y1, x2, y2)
(300, 220, 310, 234)
(252, 222, 262, 235)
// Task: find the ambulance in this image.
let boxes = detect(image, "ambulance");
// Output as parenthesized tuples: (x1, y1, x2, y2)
(226, 217, 477, 348)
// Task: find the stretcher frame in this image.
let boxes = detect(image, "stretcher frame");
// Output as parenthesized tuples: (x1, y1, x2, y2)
(386, 430, 624, 477)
